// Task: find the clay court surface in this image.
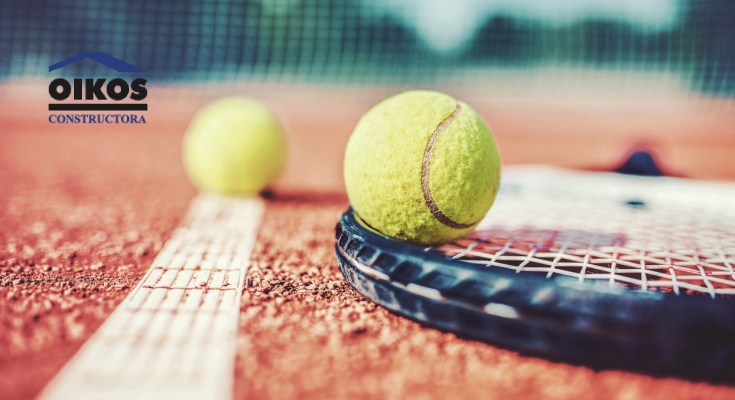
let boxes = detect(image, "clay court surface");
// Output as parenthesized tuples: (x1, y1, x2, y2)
(2, 82, 735, 399)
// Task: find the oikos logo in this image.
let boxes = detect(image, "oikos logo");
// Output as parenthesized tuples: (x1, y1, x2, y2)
(48, 52, 148, 124)
(49, 78, 147, 102)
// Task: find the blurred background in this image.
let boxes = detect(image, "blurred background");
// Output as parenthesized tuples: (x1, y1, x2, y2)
(1, 0, 734, 190)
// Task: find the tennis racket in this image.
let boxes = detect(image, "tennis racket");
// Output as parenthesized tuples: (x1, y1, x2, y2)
(335, 164, 735, 380)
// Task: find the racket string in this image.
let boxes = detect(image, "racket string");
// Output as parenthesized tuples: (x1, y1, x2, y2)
(433, 172, 735, 298)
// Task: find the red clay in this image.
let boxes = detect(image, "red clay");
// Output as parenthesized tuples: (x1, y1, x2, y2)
(0, 114, 192, 399)
(1, 83, 735, 399)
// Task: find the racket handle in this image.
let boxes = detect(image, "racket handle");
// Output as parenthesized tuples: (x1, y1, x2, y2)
(615, 149, 664, 176)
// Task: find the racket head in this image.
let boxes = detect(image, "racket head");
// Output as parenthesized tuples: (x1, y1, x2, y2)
(335, 166, 735, 380)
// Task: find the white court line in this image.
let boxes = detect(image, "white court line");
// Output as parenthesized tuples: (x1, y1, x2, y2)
(40, 193, 264, 400)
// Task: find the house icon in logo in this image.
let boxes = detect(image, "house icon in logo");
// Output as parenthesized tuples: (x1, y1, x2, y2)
(49, 52, 146, 73)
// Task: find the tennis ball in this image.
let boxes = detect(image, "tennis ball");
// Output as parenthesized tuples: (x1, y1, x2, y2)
(183, 96, 287, 196)
(344, 90, 501, 246)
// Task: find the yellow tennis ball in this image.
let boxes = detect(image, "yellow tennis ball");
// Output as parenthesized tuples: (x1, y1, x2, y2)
(344, 90, 501, 246)
(183, 96, 287, 196)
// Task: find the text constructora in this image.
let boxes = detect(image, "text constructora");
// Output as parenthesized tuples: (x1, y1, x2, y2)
(48, 114, 147, 124)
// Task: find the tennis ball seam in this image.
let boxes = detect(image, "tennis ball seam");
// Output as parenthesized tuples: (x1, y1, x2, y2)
(420, 102, 478, 230)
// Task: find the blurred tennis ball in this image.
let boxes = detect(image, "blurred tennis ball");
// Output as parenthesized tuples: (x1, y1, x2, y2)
(344, 90, 501, 246)
(183, 96, 287, 196)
